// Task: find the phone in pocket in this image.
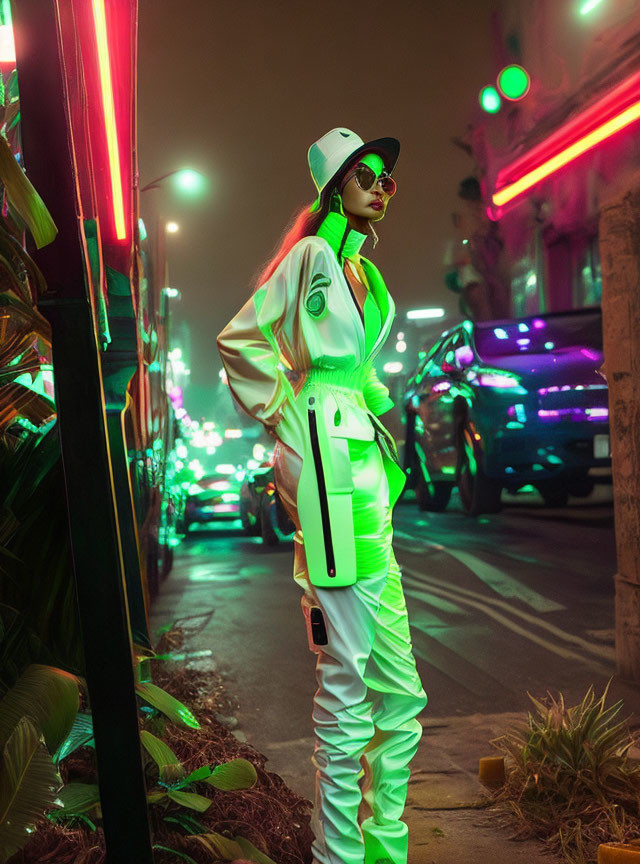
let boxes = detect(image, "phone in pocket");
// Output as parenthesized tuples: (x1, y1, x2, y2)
(301, 597, 328, 653)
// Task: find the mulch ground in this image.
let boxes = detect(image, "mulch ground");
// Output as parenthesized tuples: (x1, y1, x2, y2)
(9, 629, 314, 864)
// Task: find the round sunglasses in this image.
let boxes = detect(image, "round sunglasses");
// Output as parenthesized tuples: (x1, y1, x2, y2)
(341, 162, 397, 197)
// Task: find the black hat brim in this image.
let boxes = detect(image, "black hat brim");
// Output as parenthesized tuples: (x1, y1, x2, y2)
(326, 136, 400, 192)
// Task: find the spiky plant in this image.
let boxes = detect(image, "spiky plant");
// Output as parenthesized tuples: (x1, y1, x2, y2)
(491, 683, 640, 864)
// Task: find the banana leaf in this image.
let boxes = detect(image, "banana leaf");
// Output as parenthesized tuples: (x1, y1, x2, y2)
(204, 758, 257, 791)
(0, 716, 61, 862)
(53, 712, 94, 764)
(135, 681, 199, 729)
(0, 134, 56, 249)
(54, 782, 100, 814)
(0, 429, 83, 677)
(0, 664, 79, 754)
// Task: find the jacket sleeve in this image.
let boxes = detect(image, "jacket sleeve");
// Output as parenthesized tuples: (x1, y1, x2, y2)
(216, 238, 320, 430)
(363, 364, 394, 416)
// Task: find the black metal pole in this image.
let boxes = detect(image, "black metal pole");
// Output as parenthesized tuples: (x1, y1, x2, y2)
(12, 2, 154, 861)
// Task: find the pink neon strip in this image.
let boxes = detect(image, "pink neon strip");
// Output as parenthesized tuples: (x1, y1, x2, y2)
(91, 0, 126, 240)
(493, 99, 640, 206)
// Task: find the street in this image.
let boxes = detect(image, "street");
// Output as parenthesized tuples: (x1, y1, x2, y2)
(152, 480, 638, 813)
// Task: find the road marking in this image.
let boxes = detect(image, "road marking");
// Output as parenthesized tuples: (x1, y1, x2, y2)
(401, 569, 612, 674)
(443, 548, 564, 613)
(396, 550, 613, 661)
(395, 530, 564, 613)
(399, 560, 615, 662)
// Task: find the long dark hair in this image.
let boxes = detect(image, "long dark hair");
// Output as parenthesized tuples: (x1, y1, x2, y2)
(252, 184, 336, 294)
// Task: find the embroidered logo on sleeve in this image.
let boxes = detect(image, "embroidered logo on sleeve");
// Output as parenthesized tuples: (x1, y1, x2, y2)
(305, 272, 331, 318)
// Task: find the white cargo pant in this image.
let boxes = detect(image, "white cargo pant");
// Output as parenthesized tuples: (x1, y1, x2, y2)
(302, 557, 427, 864)
(300, 439, 428, 864)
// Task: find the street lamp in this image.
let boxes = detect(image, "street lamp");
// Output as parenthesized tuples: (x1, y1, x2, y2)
(140, 167, 206, 195)
(165, 221, 179, 234)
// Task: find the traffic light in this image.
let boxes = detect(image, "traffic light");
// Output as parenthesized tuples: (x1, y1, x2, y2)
(497, 64, 531, 101)
(479, 86, 502, 114)
(478, 65, 531, 114)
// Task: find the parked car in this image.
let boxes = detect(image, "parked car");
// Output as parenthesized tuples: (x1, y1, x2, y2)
(240, 460, 295, 546)
(404, 308, 610, 515)
(179, 467, 244, 532)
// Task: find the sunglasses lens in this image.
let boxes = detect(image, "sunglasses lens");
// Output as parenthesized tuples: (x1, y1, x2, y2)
(355, 165, 376, 191)
(380, 176, 397, 197)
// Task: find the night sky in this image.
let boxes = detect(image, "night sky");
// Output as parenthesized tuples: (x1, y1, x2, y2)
(138, 0, 497, 417)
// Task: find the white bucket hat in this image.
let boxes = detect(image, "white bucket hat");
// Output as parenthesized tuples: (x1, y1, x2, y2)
(308, 127, 400, 196)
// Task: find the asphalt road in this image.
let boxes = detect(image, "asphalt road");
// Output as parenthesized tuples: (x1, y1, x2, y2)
(152, 480, 639, 801)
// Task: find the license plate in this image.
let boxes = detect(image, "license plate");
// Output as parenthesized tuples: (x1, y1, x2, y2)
(594, 434, 610, 459)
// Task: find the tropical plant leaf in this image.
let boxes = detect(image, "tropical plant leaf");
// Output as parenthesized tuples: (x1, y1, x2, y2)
(0, 716, 61, 862)
(235, 835, 278, 864)
(179, 765, 212, 786)
(54, 782, 100, 814)
(146, 792, 167, 806)
(140, 729, 185, 784)
(53, 711, 94, 764)
(135, 682, 199, 729)
(0, 664, 79, 754)
(0, 134, 57, 249)
(166, 789, 212, 813)
(163, 812, 207, 835)
(152, 846, 198, 864)
(190, 832, 244, 860)
(204, 758, 257, 791)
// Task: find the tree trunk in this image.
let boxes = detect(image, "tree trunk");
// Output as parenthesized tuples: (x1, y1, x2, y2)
(599, 185, 640, 681)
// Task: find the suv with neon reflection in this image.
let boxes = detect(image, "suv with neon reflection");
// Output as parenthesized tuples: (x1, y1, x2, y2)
(403, 308, 610, 516)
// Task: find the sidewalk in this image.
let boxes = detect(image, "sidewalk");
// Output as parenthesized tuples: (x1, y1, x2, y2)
(406, 713, 556, 864)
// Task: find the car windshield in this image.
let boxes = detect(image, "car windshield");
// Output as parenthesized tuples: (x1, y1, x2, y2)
(474, 311, 602, 360)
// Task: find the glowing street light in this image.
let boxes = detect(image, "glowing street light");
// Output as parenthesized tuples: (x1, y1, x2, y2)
(579, 0, 605, 13)
(173, 169, 206, 195)
(166, 221, 180, 234)
(140, 168, 207, 195)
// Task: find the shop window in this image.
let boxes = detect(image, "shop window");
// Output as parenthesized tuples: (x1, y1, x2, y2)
(545, 232, 601, 312)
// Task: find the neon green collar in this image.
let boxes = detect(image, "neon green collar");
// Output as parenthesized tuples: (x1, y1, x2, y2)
(316, 210, 367, 261)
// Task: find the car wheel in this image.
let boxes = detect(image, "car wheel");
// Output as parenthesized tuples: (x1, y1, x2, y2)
(536, 480, 569, 508)
(456, 418, 502, 516)
(260, 493, 280, 546)
(568, 472, 595, 498)
(415, 464, 452, 512)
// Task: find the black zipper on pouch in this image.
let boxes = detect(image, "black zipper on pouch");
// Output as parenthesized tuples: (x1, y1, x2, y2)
(307, 406, 336, 579)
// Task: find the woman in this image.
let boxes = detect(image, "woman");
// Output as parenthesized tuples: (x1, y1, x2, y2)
(217, 127, 427, 864)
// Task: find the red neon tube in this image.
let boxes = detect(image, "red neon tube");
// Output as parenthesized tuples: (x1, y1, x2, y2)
(91, 0, 126, 240)
(493, 73, 640, 207)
